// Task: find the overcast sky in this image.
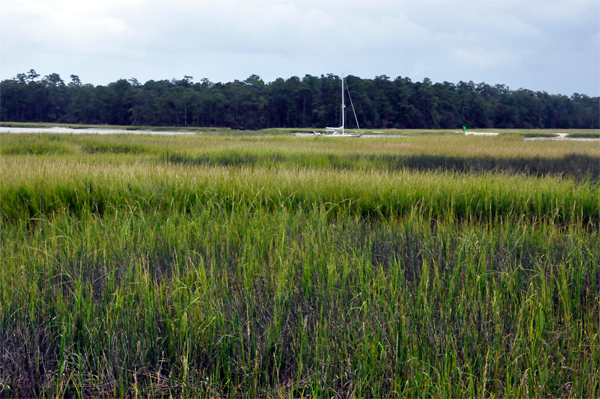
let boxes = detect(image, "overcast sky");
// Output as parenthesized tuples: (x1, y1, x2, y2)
(1, 0, 598, 95)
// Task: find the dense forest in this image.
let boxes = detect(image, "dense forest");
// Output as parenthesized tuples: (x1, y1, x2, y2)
(1, 69, 598, 129)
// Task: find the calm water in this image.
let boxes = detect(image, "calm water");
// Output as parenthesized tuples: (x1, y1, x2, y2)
(0, 127, 196, 135)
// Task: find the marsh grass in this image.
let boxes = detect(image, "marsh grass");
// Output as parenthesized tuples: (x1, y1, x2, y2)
(2, 132, 599, 170)
(2, 160, 599, 224)
(567, 132, 600, 138)
(1, 133, 599, 397)
(165, 150, 600, 179)
(2, 122, 598, 137)
(0, 122, 226, 133)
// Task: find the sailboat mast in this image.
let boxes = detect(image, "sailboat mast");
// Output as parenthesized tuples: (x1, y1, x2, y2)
(341, 75, 345, 135)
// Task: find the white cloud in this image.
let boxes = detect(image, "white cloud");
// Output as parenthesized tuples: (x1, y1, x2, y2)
(1, 0, 598, 95)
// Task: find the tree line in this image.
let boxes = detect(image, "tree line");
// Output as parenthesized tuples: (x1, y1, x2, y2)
(1, 69, 598, 129)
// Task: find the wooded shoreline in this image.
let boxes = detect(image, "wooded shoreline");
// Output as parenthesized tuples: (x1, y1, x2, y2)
(2, 71, 598, 130)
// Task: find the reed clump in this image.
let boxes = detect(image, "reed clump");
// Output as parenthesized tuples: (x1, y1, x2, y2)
(1, 133, 598, 398)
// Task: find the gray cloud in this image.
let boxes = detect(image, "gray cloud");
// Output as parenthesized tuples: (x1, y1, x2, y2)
(1, 0, 598, 95)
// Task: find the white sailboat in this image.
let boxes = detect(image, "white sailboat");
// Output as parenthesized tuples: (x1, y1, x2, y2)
(318, 75, 362, 137)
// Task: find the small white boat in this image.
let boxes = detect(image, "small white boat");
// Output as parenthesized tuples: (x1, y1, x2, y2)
(318, 75, 362, 137)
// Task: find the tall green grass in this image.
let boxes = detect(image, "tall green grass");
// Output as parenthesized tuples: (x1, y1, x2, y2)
(2, 205, 598, 397)
(1, 134, 598, 397)
(2, 161, 598, 224)
(3, 133, 599, 160)
(164, 151, 600, 179)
